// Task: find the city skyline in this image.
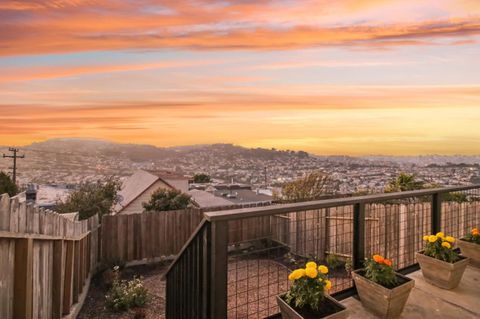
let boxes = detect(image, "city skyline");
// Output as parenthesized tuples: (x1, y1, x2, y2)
(1, 0, 479, 155)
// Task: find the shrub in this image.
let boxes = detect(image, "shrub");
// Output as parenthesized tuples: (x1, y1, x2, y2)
(285, 261, 332, 311)
(105, 267, 149, 312)
(142, 188, 191, 212)
(422, 232, 459, 263)
(363, 255, 398, 288)
(463, 227, 480, 244)
(326, 254, 344, 270)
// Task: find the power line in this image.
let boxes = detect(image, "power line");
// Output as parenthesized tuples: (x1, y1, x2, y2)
(2, 147, 25, 184)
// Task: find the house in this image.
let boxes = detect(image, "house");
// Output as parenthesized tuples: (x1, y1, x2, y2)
(113, 170, 189, 214)
(188, 184, 273, 209)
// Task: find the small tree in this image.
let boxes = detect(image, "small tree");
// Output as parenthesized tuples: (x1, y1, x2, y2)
(385, 173, 425, 193)
(143, 188, 191, 212)
(277, 171, 333, 203)
(0, 171, 18, 196)
(56, 177, 121, 220)
(193, 173, 211, 183)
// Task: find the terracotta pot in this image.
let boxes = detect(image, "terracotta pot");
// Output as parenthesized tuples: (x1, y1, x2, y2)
(457, 239, 480, 267)
(276, 294, 349, 319)
(415, 251, 470, 289)
(352, 270, 414, 319)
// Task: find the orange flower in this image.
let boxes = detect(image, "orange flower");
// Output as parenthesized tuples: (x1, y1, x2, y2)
(472, 228, 479, 236)
(383, 259, 392, 267)
(373, 255, 384, 263)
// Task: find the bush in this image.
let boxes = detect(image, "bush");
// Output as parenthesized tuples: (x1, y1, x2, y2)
(142, 188, 191, 212)
(364, 255, 398, 288)
(285, 261, 332, 311)
(105, 267, 149, 312)
(464, 227, 480, 244)
(326, 254, 344, 270)
(422, 232, 458, 263)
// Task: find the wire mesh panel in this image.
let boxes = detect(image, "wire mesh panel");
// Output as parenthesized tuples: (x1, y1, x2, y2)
(364, 199, 432, 270)
(226, 206, 354, 319)
(441, 188, 480, 239)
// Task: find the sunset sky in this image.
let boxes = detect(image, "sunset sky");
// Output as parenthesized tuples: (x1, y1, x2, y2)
(1, 0, 479, 155)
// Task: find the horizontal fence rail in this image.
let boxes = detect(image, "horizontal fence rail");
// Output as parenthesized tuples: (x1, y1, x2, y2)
(0, 193, 100, 319)
(165, 185, 480, 319)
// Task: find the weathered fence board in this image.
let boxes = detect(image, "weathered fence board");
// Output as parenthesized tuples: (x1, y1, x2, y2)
(0, 193, 100, 319)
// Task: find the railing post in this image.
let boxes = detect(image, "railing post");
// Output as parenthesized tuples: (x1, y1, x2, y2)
(431, 193, 442, 235)
(353, 203, 366, 270)
(210, 220, 228, 319)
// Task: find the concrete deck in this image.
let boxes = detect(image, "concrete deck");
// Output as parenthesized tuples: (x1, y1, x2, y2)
(342, 265, 480, 319)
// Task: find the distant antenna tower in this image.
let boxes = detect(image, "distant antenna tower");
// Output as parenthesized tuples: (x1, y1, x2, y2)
(2, 147, 25, 184)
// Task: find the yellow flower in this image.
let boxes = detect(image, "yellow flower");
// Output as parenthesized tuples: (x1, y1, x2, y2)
(306, 261, 317, 269)
(473, 228, 479, 236)
(324, 279, 332, 291)
(445, 236, 455, 243)
(318, 265, 329, 274)
(436, 232, 444, 238)
(305, 267, 318, 278)
(289, 269, 306, 280)
(295, 269, 306, 279)
(442, 242, 451, 249)
(428, 235, 438, 243)
(422, 235, 429, 241)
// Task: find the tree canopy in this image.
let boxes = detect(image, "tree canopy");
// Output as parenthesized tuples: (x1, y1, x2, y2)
(385, 173, 425, 193)
(56, 177, 121, 220)
(143, 188, 192, 212)
(276, 171, 333, 203)
(0, 171, 18, 196)
(193, 173, 211, 183)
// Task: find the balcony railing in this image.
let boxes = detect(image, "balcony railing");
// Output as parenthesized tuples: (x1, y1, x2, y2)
(164, 185, 480, 319)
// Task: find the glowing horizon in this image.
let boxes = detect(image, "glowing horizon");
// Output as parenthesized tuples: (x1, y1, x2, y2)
(1, 0, 479, 155)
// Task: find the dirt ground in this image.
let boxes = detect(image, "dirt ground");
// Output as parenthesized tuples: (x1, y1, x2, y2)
(78, 259, 350, 319)
(78, 263, 167, 319)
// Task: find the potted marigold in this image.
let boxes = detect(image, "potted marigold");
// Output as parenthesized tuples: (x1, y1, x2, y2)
(416, 232, 470, 289)
(352, 255, 414, 319)
(277, 261, 349, 319)
(457, 227, 480, 267)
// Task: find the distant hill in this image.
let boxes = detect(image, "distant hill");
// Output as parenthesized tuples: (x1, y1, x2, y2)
(24, 138, 313, 163)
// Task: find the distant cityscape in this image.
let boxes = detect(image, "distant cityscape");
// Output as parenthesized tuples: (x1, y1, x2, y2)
(1, 138, 479, 199)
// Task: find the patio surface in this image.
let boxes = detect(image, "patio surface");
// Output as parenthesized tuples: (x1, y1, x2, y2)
(342, 265, 480, 319)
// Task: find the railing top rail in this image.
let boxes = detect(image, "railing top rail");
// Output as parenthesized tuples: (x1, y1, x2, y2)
(204, 184, 480, 222)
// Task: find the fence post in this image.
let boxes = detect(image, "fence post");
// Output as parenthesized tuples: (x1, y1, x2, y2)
(353, 203, 366, 270)
(210, 220, 228, 319)
(431, 193, 442, 235)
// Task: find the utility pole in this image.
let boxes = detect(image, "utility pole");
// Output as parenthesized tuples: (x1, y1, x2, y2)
(264, 166, 267, 188)
(3, 147, 25, 184)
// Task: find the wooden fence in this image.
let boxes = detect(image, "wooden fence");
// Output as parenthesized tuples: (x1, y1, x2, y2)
(102, 200, 480, 270)
(0, 193, 100, 319)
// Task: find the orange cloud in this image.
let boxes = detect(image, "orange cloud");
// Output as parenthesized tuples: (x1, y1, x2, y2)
(1, 0, 479, 56)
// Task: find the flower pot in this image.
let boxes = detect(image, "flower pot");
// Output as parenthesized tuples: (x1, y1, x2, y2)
(457, 239, 480, 267)
(276, 294, 349, 319)
(352, 269, 414, 319)
(415, 251, 470, 289)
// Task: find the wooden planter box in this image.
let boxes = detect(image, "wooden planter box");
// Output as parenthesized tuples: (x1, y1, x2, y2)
(416, 251, 470, 289)
(352, 270, 414, 319)
(457, 239, 480, 268)
(276, 294, 349, 319)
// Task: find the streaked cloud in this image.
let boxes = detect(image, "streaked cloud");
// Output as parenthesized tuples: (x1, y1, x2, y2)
(1, 1, 479, 56)
(0, 1, 479, 154)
